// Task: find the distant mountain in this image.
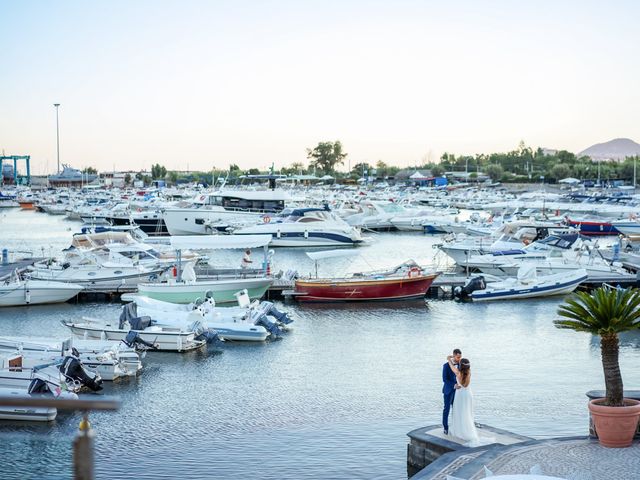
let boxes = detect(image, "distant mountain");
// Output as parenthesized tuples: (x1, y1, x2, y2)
(578, 138, 640, 161)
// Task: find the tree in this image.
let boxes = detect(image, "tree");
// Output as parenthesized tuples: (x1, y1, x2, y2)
(151, 164, 167, 180)
(167, 171, 179, 184)
(431, 165, 445, 177)
(306, 141, 347, 175)
(82, 167, 98, 175)
(351, 162, 371, 178)
(124, 173, 132, 185)
(549, 164, 571, 182)
(556, 287, 640, 406)
(485, 164, 504, 181)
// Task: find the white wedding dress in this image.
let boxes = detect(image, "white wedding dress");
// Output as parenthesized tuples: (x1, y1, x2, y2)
(449, 385, 480, 446)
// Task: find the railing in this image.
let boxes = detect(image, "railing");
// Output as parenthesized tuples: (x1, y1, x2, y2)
(0, 395, 120, 480)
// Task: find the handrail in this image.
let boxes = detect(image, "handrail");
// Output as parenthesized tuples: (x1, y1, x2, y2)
(0, 394, 121, 411)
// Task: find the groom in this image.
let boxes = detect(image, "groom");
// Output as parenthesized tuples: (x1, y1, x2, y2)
(442, 348, 462, 434)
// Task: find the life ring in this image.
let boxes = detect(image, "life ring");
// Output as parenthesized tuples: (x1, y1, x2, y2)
(407, 266, 421, 278)
(263, 215, 271, 223)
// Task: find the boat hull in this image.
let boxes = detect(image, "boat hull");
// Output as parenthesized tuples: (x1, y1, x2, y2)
(294, 274, 438, 302)
(0, 281, 84, 307)
(137, 278, 273, 304)
(566, 219, 620, 236)
(470, 273, 587, 302)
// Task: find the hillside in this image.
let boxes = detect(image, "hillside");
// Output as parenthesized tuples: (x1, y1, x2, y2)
(578, 138, 640, 161)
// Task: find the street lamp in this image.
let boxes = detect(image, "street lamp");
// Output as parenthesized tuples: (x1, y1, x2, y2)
(54, 103, 61, 174)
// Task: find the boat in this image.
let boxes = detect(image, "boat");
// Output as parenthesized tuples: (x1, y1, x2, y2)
(454, 267, 587, 302)
(29, 258, 166, 289)
(0, 354, 79, 421)
(231, 207, 364, 247)
(565, 217, 620, 236)
(0, 275, 84, 307)
(136, 235, 274, 304)
(292, 251, 440, 302)
(125, 290, 292, 342)
(0, 336, 143, 380)
(62, 304, 213, 352)
(163, 190, 291, 235)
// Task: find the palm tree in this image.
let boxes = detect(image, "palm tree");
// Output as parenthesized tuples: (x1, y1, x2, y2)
(556, 287, 640, 406)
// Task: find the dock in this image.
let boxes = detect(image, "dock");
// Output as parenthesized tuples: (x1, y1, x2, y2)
(0, 258, 44, 281)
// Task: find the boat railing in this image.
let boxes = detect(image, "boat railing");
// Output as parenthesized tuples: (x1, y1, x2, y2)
(0, 394, 120, 480)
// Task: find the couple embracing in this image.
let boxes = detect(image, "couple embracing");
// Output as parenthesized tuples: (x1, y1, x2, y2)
(441, 348, 480, 446)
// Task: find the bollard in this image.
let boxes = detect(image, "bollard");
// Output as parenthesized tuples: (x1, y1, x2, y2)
(73, 412, 95, 480)
(1, 249, 7, 266)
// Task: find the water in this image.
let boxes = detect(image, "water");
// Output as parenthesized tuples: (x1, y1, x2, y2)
(1, 208, 640, 479)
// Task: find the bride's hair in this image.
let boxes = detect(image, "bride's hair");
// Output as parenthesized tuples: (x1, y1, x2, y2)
(459, 358, 471, 386)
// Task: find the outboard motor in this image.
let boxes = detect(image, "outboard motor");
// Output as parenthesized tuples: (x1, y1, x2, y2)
(453, 276, 486, 300)
(123, 330, 158, 350)
(261, 301, 293, 325)
(251, 311, 283, 338)
(190, 320, 222, 345)
(59, 355, 103, 392)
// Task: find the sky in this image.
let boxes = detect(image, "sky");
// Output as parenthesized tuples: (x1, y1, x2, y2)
(1, 0, 639, 175)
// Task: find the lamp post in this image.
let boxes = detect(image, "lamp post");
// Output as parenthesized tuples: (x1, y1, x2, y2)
(54, 103, 61, 174)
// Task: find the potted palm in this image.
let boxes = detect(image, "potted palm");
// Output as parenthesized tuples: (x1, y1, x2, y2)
(556, 286, 640, 448)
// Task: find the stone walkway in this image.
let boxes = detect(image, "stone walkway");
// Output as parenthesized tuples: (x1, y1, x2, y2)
(474, 438, 640, 479)
(418, 437, 640, 479)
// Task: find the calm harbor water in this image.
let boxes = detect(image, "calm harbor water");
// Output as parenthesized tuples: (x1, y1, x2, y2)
(2, 209, 640, 479)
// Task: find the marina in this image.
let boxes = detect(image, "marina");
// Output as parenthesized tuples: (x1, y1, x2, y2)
(1, 186, 640, 478)
(3, 3, 640, 477)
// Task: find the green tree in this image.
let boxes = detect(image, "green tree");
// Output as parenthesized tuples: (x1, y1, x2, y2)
(556, 287, 640, 406)
(124, 173, 132, 185)
(82, 167, 98, 175)
(306, 141, 347, 175)
(485, 164, 504, 181)
(549, 164, 571, 182)
(151, 164, 167, 180)
(431, 165, 445, 177)
(167, 171, 179, 184)
(351, 162, 371, 178)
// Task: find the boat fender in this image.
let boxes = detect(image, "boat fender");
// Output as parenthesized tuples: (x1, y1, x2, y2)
(407, 266, 421, 278)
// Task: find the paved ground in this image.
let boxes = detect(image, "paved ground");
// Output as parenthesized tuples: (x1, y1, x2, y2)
(418, 437, 640, 479)
(473, 438, 640, 479)
(424, 426, 525, 446)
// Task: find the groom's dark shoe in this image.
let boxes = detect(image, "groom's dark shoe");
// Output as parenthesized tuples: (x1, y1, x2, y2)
(443, 429, 448, 435)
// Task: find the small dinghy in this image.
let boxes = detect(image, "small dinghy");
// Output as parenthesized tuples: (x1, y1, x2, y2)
(454, 266, 587, 302)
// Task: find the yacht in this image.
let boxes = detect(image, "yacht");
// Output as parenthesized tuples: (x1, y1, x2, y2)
(163, 190, 291, 235)
(231, 207, 364, 247)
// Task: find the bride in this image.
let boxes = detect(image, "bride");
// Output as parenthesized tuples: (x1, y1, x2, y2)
(447, 355, 480, 446)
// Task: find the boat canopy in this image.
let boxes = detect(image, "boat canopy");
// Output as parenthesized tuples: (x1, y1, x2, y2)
(306, 249, 360, 261)
(170, 235, 272, 250)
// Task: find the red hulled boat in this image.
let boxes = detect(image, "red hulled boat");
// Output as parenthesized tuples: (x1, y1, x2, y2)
(293, 261, 440, 302)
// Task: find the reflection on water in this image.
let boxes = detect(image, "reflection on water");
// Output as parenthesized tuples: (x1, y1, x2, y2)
(1, 210, 640, 479)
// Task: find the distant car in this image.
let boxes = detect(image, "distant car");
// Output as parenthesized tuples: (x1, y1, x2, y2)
(583, 180, 595, 188)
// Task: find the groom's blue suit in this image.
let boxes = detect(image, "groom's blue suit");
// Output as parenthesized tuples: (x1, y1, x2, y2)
(442, 362, 458, 432)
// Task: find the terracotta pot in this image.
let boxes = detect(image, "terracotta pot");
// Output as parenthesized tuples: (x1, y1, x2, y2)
(589, 398, 640, 448)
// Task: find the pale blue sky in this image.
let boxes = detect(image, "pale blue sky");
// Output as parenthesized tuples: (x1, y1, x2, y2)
(1, 1, 639, 174)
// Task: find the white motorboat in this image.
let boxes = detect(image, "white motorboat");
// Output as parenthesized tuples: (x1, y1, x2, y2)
(0, 352, 103, 393)
(231, 207, 364, 247)
(126, 291, 293, 342)
(0, 276, 84, 307)
(454, 267, 588, 301)
(0, 336, 142, 380)
(29, 260, 166, 289)
(163, 190, 291, 235)
(62, 310, 210, 352)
